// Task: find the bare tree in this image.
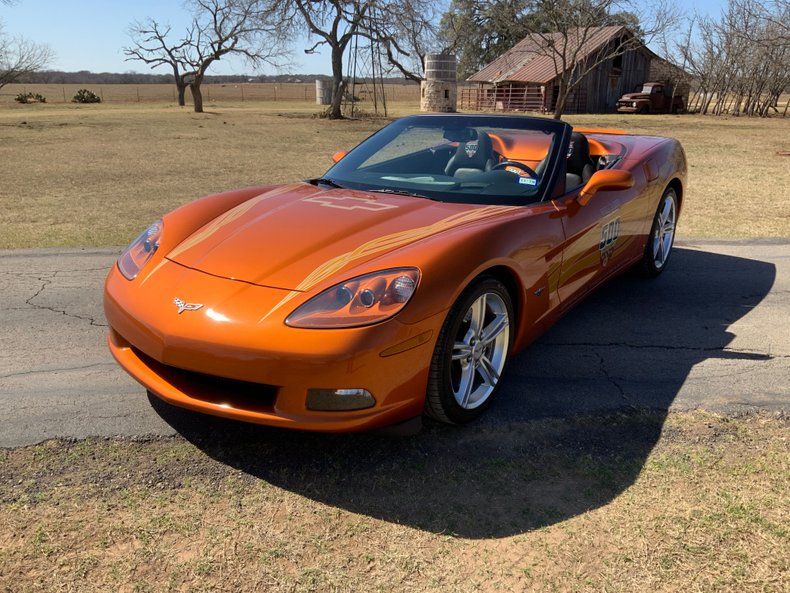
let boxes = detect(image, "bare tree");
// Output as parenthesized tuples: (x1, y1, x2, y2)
(281, 0, 439, 119)
(125, 20, 193, 106)
(679, 0, 789, 117)
(283, 1, 372, 119)
(364, 0, 441, 82)
(737, 0, 790, 43)
(125, 0, 288, 113)
(0, 21, 53, 89)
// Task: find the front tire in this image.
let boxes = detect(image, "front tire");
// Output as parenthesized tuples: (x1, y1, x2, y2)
(425, 278, 513, 424)
(640, 186, 678, 277)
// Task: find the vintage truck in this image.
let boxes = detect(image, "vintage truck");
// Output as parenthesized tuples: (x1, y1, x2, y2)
(616, 81, 686, 114)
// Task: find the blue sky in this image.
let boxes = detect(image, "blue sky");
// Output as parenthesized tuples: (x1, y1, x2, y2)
(2, 0, 731, 75)
(1, 0, 327, 75)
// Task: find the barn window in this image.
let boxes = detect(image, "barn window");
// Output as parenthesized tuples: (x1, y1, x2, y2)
(612, 54, 623, 74)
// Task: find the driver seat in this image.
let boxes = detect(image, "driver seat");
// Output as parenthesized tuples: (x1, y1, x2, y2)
(566, 132, 595, 188)
(445, 131, 495, 178)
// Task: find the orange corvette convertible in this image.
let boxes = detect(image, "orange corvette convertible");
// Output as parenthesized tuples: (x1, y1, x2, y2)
(104, 114, 686, 432)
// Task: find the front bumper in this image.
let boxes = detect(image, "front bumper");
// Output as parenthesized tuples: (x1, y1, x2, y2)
(104, 259, 443, 432)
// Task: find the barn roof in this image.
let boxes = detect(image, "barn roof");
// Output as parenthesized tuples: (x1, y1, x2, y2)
(468, 25, 644, 85)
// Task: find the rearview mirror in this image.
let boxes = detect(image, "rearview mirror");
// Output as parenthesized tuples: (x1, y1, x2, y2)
(578, 170, 634, 206)
(332, 150, 348, 163)
(442, 127, 477, 142)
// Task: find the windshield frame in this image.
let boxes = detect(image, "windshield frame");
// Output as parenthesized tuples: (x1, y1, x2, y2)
(322, 114, 571, 206)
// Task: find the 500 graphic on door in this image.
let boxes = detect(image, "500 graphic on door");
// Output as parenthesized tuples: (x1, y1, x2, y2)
(600, 217, 621, 266)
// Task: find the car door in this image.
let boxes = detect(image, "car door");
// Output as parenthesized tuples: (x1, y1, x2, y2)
(652, 85, 666, 111)
(553, 177, 644, 310)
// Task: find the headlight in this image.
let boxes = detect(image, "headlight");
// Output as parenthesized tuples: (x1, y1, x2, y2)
(632, 101, 637, 108)
(117, 220, 163, 280)
(286, 268, 420, 328)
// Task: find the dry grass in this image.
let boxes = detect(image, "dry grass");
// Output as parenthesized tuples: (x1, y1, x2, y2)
(1, 411, 787, 592)
(565, 113, 790, 238)
(1, 97, 789, 249)
(0, 102, 391, 248)
(0, 82, 421, 105)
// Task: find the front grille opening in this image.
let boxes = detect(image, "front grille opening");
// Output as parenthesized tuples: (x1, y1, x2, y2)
(133, 348, 278, 414)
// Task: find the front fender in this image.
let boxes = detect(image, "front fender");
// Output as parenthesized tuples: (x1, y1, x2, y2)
(340, 205, 565, 352)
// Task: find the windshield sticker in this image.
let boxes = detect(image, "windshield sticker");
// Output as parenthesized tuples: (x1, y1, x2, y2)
(518, 177, 538, 186)
(305, 195, 398, 211)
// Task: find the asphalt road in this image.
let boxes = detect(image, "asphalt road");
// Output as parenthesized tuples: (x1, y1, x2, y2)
(1, 240, 788, 448)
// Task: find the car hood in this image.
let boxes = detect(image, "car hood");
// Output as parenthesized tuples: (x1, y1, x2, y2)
(620, 93, 649, 101)
(166, 183, 512, 291)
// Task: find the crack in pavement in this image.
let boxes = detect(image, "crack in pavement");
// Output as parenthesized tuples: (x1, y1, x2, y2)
(727, 401, 786, 410)
(0, 266, 111, 276)
(540, 341, 785, 359)
(24, 273, 108, 328)
(0, 362, 117, 380)
(592, 351, 636, 408)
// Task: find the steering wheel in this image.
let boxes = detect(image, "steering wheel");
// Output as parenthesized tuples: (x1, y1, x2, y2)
(491, 160, 538, 178)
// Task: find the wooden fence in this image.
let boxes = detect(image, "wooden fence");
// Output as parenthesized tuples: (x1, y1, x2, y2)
(459, 86, 547, 112)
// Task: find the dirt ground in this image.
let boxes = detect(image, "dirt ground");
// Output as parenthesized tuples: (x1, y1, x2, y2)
(1, 411, 788, 593)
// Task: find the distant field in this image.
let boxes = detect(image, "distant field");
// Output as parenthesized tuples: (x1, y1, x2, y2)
(0, 97, 788, 248)
(0, 82, 421, 106)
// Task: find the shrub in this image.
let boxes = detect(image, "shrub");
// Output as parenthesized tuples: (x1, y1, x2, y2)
(72, 89, 101, 104)
(14, 92, 46, 104)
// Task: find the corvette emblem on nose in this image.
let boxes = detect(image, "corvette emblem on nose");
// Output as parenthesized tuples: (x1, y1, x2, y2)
(174, 298, 203, 314)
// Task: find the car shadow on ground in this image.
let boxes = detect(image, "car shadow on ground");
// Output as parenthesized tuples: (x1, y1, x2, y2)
(149, 247, 775, 538)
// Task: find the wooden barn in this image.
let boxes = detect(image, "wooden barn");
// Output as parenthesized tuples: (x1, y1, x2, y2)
(464, 25, 657, 114)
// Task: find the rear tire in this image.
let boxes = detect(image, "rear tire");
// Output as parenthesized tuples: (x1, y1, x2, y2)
(425, 278, 513, 424)
(640, 186, 678, 277)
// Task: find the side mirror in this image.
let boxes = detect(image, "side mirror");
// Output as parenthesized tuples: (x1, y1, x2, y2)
(332, 150, 348, 163)
(578, 170, 634, 206)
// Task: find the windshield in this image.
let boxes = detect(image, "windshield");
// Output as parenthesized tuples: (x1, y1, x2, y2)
(322, 115, 568, 206)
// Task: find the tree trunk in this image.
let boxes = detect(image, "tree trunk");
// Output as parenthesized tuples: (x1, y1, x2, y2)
(701, 92, 713, 115)
(171, 65, 187, 107)
(190, 78, 204, 113)
(552, 78, 568, 120)
(328, 44, 345, 119)
(688, 88, 702, 113)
